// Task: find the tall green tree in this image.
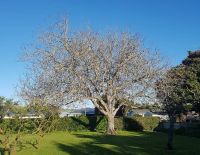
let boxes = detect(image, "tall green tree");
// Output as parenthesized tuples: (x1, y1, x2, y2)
(157, 50, 200, 150)
(180, 51, 200, 113)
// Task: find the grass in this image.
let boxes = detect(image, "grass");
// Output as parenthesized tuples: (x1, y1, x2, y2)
(9, 131, 200, 155)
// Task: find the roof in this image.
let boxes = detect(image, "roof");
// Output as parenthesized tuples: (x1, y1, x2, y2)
(131, 109, 150, 114)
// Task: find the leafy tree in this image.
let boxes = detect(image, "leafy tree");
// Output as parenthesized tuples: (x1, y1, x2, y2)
(157, 50, 200, 150)
(156, 67, 186, 150)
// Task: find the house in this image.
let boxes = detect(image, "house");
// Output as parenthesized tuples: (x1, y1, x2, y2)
(127, 109, 168, 120)
(3, 112, 43, 119)
(59, 111, 82, 117)
(20, 114, 43, 119)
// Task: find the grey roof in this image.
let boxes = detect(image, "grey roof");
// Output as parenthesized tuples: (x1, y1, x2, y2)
(131, 109, 150, 114)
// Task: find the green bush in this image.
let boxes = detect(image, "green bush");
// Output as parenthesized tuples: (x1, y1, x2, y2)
(95, 117, 107, 132)
(114, 117, 124, 130)
(133, 116, 160, 131)
(0, 116, 160, 133)
(0, 119, 38, 133)
(55, 116, 89, 131)
(56, 116, 124, 132)
(123, 116, 160, 131)
(55, 116, 160, 132)
(123, 117, 143, 131)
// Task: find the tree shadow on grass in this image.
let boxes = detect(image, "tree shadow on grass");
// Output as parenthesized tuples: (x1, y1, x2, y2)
(54, 132, 179, 155)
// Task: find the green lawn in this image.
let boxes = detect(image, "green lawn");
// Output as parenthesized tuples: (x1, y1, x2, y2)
(14, 131, 200, 155)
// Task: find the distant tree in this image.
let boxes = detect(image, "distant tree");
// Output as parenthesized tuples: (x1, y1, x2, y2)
(20, 18, 166, 135)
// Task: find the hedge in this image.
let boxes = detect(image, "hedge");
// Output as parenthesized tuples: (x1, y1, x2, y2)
(132, 116, 160, 131)
(54, 116, 160, 132)
(0, 116, 160, 133)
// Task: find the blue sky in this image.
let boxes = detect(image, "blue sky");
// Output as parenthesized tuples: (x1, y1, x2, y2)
(0, 0, 200, 99)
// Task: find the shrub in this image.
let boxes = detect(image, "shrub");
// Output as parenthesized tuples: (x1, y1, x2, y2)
(133, 116, 160, 131)
(56, 116, 124, 132)
(114, 117, 124, 130)
(55, 116, 89, 131)
(95, 117, 107, 132)
(0, 119, 38, 133)
(123, 117, 143, 131)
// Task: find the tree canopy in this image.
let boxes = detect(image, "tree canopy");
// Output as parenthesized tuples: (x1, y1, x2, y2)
(20, 18, 166, 134)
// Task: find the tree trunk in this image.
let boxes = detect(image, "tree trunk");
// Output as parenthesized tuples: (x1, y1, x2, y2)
(167, 116, 175, 150)
(106, 114, 116, 135)
(9, 147, 16, 155)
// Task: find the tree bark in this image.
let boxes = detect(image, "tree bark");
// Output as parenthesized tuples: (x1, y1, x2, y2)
(106, 114, 116, 135)
(167, 116, 175, 150)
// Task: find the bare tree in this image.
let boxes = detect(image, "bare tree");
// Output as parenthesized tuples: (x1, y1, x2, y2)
(20, 18, 166, 135)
